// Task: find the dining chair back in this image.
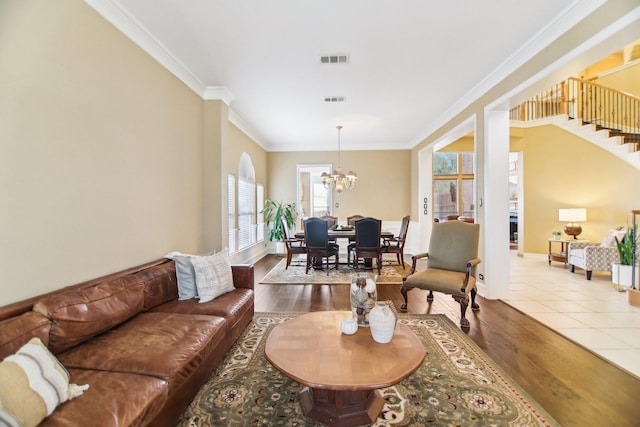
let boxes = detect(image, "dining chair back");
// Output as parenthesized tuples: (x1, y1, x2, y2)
(351, 217, 382, 274)
(382, 215, 410, 268)
(281, 217, 306, 269)
(319, 215, 338, 228)
(347, 215, 365, 226)
(303, 217, 339, 275)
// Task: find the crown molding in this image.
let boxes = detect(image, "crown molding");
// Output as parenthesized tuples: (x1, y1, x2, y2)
(203, 87, 235, 105)
(84, 0, 208, 97)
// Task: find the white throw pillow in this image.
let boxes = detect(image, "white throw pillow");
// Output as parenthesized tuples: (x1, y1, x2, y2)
(0, 338, 89, 427)
(165, 251, 216, 300)
(190, 249, 235, 303)
(600, 228, 627, 247)
(601, 229, 617, 246)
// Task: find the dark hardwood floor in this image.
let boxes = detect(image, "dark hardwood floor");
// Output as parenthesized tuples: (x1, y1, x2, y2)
(253, 255, 640, 427)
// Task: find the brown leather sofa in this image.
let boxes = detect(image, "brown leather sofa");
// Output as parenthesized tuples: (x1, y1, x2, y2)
(0, 258, 254, 427)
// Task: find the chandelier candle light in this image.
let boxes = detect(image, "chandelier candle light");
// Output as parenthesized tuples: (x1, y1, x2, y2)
(321, 125, 357, 193)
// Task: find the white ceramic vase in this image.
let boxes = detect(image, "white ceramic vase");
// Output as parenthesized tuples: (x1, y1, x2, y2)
(340, 317, 358, 335)
(369, 301, 398, 343)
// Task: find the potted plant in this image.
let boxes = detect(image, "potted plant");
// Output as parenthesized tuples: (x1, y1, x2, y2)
(612, 224, 639, 300)
(261, 198, 297, 254)
(551, 229, 562, 240)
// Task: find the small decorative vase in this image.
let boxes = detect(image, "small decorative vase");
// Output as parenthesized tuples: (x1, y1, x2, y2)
(340, 317, 358, 335)
(369, 301, 398, 343)
(350, 273, 377, 326)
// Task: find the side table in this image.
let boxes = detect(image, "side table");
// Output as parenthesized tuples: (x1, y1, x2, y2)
(548, 238, 571, 267)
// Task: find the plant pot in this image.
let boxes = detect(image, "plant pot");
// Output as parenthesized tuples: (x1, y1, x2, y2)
(274, 241, 285, 255)
(627, 287, 640, 307)
(611, 263, 639, 288)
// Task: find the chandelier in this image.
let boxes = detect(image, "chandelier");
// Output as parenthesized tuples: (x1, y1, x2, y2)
(321, 125, 358, 193)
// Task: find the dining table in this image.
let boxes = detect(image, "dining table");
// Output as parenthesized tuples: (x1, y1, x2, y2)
(294, 227, 395, 268)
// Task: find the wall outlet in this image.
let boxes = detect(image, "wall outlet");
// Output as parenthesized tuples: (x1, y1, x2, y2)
(479, 274, 484, 280)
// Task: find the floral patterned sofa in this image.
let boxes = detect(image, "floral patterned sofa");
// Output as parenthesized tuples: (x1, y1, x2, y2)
(568, 228, 626, 280)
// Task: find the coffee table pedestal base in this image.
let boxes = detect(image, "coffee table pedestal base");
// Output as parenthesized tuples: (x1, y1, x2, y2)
(299, 387, 384, 427)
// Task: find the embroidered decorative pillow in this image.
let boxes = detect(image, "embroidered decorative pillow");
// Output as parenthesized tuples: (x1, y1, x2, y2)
(0, 337, 89, 427)
(190, 249, 235, 303)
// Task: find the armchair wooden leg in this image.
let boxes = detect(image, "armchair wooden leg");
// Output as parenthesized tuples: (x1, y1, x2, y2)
(570, 265, 575, 273)
(453, 295, 470, 329)
(470, 288, 479, 311)
(586, 270, 592, 280)
(400, 285, 409, 311)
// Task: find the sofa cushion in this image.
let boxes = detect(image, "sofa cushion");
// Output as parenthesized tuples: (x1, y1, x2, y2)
(152, 288, 253, 334)
(33, 276, 145, 354)
(138, 262, 179, 311)
(191, 250, 235, 303)
(57, 312, 227, 395)
(0, 311, 51, 360)
(0, 338, 88, 427)
(41, 368, 167, 427)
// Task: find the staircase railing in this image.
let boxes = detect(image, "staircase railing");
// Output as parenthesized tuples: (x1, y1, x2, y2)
(510, 77, 640, 142)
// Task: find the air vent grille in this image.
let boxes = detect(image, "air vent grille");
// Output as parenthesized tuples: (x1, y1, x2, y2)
(320, 54, 349, 64)
(324, 96, 346, 103)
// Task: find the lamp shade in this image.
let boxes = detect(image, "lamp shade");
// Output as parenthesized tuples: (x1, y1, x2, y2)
(559, 208, 587, 222)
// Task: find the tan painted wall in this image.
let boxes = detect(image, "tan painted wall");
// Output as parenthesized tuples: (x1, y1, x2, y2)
(520, 125, 640, 254)
(0, 0, 205, 304)
(267, 150, 411, 222)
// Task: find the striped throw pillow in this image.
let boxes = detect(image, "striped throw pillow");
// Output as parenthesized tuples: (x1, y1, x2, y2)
(0, 338, 89, 427)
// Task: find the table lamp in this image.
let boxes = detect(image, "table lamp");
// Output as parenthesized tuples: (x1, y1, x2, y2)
(559, 208, 587, 239)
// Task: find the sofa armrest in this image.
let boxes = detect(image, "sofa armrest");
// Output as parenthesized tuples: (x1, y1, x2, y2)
(231, 265, 254, 290)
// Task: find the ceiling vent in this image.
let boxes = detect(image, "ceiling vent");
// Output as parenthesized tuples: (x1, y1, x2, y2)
(320, 54, 349, 64)
(324, 96, 346, 103)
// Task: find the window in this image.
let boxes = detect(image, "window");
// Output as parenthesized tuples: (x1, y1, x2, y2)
(256, 183, 264, 242)
(433, 152, 475, 221)
(228, 174, 236, 253)
(237, 178, 255, 250)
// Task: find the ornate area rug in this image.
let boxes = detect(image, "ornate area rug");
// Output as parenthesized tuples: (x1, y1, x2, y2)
(176, 313, 558, 426)
(259, 258, 410, 285)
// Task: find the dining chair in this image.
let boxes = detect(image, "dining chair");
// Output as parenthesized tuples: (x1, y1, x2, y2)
(281, 217, 306, 269)
(400, 220, 481, 329)
(382, 215, 410, 268)
(347, 214, 365, 226)
(303, 217, 339, 275)
(348, 217, 382, 274)
(320, 215, 339, 243)
(319, 215, 338, 228)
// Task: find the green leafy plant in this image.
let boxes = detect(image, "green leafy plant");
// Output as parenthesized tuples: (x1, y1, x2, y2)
(615, 224, 638, 266)
(551, 229, 561, 236)
(260, 198, 297, 242)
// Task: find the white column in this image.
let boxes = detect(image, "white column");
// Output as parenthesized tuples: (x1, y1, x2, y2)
(476, 109, 511, 299)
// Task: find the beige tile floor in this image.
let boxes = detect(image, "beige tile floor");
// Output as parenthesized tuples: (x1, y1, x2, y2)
(505, 250, 640, 378)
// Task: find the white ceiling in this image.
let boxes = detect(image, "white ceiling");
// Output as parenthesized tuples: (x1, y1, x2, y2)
(88, 0, 603, 151)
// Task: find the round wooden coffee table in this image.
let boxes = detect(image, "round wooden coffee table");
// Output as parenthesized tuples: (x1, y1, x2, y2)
(265, 311, 425, 427)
